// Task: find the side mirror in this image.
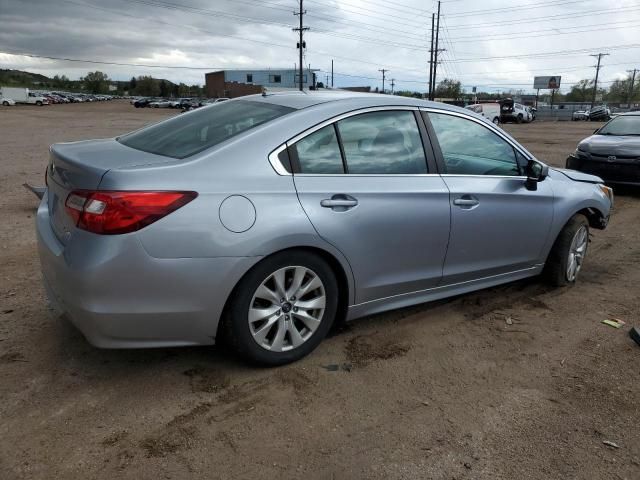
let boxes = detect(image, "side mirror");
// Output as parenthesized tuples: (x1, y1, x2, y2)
(525, 160, 548, 191)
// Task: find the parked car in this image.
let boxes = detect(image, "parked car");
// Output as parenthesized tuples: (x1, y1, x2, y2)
(572, 109, 589, 121)
(1, 97, 16, 106)
(133, 97, 153, 108)
(37, 92, 613, 365)
(499, 98, 532, 123)
(527, 106, 537, 121)
(588, 105, 611, 122)
(566, 111, 640, 185)
(465, 103, 500, 124)
(149, 99, 173, 108)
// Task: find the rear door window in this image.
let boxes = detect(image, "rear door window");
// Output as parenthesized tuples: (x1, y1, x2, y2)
(294, 125, 345, 174)
(336, 111, 428, 174)
(118, 100, 294, 159)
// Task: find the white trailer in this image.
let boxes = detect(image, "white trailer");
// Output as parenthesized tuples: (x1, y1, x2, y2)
(0, 87, 48, 106)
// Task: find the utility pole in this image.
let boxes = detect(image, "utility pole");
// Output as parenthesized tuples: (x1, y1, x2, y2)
(379, 69, 388, 93)
(331, 59, 334, 88)
(627, 68, 637, 106)
(293, 0, 309, 92)
(589, 53, 609, 110)
(428, 13, 435, 99)
(390, 78, 395, 94)
(432, 1, 442, 100)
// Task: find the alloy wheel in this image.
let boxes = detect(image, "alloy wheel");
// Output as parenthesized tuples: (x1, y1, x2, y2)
(566, 225, 588, 282)
(248, 266, 326, 352)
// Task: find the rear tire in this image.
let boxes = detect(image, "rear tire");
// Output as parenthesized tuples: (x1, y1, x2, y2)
(492, 117, 500, 125)
(516, 114, 523, 124)
(223, 251, 338, 366)
(545, 214, 589, 287)
(2, 101, 8, 106)
(36, 101, 42, 106)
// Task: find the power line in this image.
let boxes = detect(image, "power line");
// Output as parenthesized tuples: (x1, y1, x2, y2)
(307, 0, 430, 27)
(449, 43, 640, 63)
(443, 5, 640, 30)
(446, 18, 640, 43)
(445, 0, 588, 17)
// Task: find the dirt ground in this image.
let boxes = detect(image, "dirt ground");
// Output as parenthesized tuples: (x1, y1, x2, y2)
(0, 101, 638, 480)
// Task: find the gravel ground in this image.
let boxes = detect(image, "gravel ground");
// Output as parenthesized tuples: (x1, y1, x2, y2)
(0, 101, 638, 480)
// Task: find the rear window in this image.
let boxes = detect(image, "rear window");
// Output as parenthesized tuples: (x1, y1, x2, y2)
(118, 100, 294, 159)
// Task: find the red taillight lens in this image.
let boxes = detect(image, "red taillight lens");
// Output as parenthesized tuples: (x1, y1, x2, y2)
(64, 190, 197, 235)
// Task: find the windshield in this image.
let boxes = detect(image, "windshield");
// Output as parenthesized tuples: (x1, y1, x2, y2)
(598, 116, 640, 136)
(118, 100, 295, 158)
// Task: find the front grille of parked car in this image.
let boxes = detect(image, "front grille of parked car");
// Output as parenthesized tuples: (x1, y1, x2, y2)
(590, 153, 640, 162)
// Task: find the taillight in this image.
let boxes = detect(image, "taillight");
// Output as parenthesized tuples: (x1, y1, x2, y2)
(64, 190, 197, 235)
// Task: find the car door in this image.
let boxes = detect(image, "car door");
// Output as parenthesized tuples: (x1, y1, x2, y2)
(290, 108, 451, 304)
(423, 110, 554, 285)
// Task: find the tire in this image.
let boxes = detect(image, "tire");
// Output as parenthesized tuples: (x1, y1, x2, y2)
(492, 117, 500, 125)
(36, 101, 42, 106)
(545, 214, 589, 287)
(2, 101, 8, 106)
(516, 113, 523, 124)
(223, 250, 338, 365)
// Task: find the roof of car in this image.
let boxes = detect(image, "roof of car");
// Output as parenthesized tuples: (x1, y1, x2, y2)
(240, 90, 461, 112)
(619, 111, 640, 116)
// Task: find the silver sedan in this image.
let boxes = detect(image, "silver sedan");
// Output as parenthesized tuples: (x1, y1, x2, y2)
(37, 92, 613, 365)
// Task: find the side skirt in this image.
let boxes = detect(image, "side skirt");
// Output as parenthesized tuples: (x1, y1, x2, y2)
(346, 265, 544, 321)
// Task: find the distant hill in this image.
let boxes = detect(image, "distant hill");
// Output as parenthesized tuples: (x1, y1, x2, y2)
(0, 68, 200, 96)
(0, 69, 52, 86)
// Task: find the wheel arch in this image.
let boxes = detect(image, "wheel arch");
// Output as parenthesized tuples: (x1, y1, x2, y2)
(216, 245, 353, 341)
(577, 206, 608, 230)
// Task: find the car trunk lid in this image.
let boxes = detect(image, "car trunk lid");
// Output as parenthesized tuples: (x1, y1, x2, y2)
(46, 139, 177, 244)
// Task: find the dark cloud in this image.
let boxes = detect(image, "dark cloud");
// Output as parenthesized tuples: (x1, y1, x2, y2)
(0, 0, 637, 90)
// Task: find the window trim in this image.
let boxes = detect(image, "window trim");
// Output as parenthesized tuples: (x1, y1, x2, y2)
(274, 106, 436, 176)
(420, 108, 530, 178)
(268, 106, 534, 177)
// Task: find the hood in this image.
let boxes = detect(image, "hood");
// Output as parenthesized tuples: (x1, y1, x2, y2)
(578, 135, 640, 156)
(552, 167, 603, 184)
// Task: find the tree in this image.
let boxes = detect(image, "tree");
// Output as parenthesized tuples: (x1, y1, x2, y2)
(605, 74, 639, 103)
(52, 74, 69, 89)
(177, 83, 190, 97)
(435, 78, 462, 100)
(159, 79, 169, 97)
(565, 79, 595, 102)
(82, 71, 110, 94)
(135, 76, 160, 96)
(129, 76, 137, 92)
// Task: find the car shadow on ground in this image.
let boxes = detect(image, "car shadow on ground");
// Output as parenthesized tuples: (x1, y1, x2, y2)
(49, 275, 550, 375)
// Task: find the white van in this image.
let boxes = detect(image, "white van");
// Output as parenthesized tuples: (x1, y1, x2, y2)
(465, 103, 501, 124)
(0, 87, 49, 106)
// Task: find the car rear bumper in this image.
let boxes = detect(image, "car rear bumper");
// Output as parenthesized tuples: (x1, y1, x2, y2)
(566, 154, 640, 186)
(36, 194, 259, 348)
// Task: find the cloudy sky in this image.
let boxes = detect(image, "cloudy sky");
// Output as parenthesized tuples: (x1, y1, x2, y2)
(1, 0, 639, 93)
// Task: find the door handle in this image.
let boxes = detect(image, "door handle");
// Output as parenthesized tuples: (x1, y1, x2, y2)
(320, 194, 358, 211)
(321, 199, 358, 208)
(453, 196, 479, 208)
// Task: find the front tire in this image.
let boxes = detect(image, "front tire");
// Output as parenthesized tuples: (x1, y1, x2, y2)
(516, 113, 523, 124)
(545, 214, 589, 287)
(223, 251, 338, 365)
(2, 101, 8, 106)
